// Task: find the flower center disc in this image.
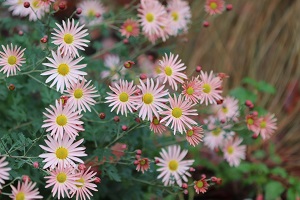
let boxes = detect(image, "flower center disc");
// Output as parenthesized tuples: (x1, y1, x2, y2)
(63, 33, 74, 44)
(126, 25, 133, 32)
(196, 180, 204, 188)
(247, 118, 254, 125)
(152, 117, 160, 125)
(187, 87, 194, 95)
(146, 13, 154, 22)
(32, 0, 40, 8)
(57, 64, 70, 76)
(74, 89, 83, 99)
(168, 160, 179, 171)
(8, 55, 17, 65)
(210, 2, 217, 10)
(56, 115, 67, 126)
(56, 172, 67, 183)
(227, 146, 234, 154)
(139, 159, 146, 166)
(222, 107, 228, 114)
(171, 12, 179, 21)
(212, 128, 221, 136)
(260, 121, 267, 128)
(75, 177, 85, 188)
(143, 93, 154, 104)
(187, 130, 194, 137)
(172, 107, 182, 118)
(202, 83, 211, 93)
(16, 192, 25, 200)
(164, 66, 173, 76)
(55, 147, 69, 159)
(119, 92, 129, 102)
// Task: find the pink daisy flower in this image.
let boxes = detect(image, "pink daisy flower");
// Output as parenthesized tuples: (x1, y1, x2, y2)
(194, 175, 209, 194)
(39, 134, 87, 169)
(105, 80, 139, 116)
(38, 0, 55, 7)
(101, 54, 124, 81)
(255, 113, 277, 140)
(138, 0, 166, 36)
(155, 145, 194, 186)
(42, 100, 84, 140)
(27, 0, 49, 21)
(135, 158, 150, 173)
(77, 0, 106, 27)
(182, 77, 202, 103)
(52, 19, 90, 57)
(0, 44, 25, 77)
(41, 50, 87, 93)
(70, 167, 98, 200)
(223, 137, 246, 167)
(136, 78, 169, 121)
(150, 116, 167, 134)
(186, 126, 204, 147)
(199, 71, 223, 105)
(45, 164, 79, 200)
(246, 113, 259, 132)
(158, 53, 187, 91)
(0, 156, 11, 189)
(160, 94, 198, 134)
(120, 19, 140, 38)
(3, 0, 29, 17)
(167, 0, 191, 35)
(212, 96, 240, 121)
(65, 77, 100, 113)
(205, 0, 225, 15)
(9, 180, 43, 199)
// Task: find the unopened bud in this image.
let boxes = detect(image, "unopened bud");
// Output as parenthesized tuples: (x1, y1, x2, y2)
(18, 30, 23, 36)
(40, 37, 47, 43)
(189, 167, 195, 172)
(139, 73, 147, 80)
(122, 125, 128, 131)
(22, 175, 30, 182)
(33, 162, 39, 168)
(8, 84, 15, 91)
(216, 99, 224, 105)
(134, 160, 139, 165)
(24, 1, 30, 8)
(123, 39, 129, 44)
(135, 155, 141, 159)
(135, 117, 141, 123)
(58, 2, 66, 10)
(203, 21, 209, 27)
(94, 177, 101, 183)
(226, 4, 233, 11)
(95, 12, 101, 18)
(124, 61, 135, 69)
(136, 149, 142, 155)
(196, 66, 202, 72)
(113, 116, 120, 122)
(76, 8, 82, 15)
(78, 164, 86, 171)
(182, 183, 188, 189)
(99, 112, 106, 119)
(155, 159, 160, 164)
(183, 189, 188, 194)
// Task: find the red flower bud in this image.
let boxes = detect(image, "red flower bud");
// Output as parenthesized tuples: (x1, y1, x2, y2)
(76, 8, 82, 15)
(99, 112, 106, 119)
(23, 2, 30, 8)
(113, 116, 120, 122)
(136, 149, 142, 155)
(122, 125, 128, 131)
(124, 61, 135, 69)
(203, 21, 210, 27)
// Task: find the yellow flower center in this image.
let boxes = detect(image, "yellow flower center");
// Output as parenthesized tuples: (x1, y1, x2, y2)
(142, 93, 154, 104)
(168, 160, 179, 171)
(222, 107, 228, 114)
(56, 115, 67, 126)
(164, 66, 172, 76)
(153, 118, 160, 125)
(171, 12, 179, 21)
(210, 2, 217, 10)
(202, 83, 211, 93)
(75, 177, 85, 188)
(155, 66, 162, 74)
(260, 120, 267, 128)
(88, 10, 95, 18)
(63, 33, 74, 44)
(139, 159, 146, 166)
(172, 107, 182, 118)
(187, 130, 194, 137)
(227, 146, 234, 154)
(56, 172, 67, 183)
(55, 147, 69, 159)
(125, 25, 133, 32)
(186, 87, 194, 95)
(119, 92, 129, 102)
(74, 89, 83, 99)
(196, 180, 204, 188)
(57, 64, 70, 76)
(32, 0, 40, 8)
(8, 55, 17, 65)
(16, 192, 25, 200)
(212, 128, 221, 136)
(146, 13, 154, 22)
(247, 118, 254, 125)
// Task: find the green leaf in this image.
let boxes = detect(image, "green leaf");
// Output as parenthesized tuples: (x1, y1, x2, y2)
(242, 77, 258, 87)
(271, 167, 287, 178)
(265, 181, 285, 200)
(105, 165, 121, 182)
(256, 81, 276, 94)
(287, 188, 297, 200)
(229, 87, 257, 103)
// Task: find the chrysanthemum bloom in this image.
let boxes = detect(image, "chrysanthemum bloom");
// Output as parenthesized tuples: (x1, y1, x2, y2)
(9, 180, 43, 199)
(69, 167, 98, 200)
(136, 158, 150, 173)
(160, 94, 197, 134)
(0, 156, 11, 189)
(38, 0, 55, 7)
(246, 113, 259, 132)
(42, 100, 84, 140)
(150, 116, 167, 134)
(212, 96, 239, 121)
(223, 137, 246, 167)
(52, 19, 90, 57)
(186, 126, 204, 147)
(100, 54, 124, 81)
(3, 0, 29, 17)
(0, 44, 25, 77)
(205, 0, 225, 15)
(41, 50, 87, 93)
(158, 53, 187, 91)
(138, 0, 166, 36)
(77, 0, 106, 26)
(194, 175, 209, 194)
(199, 71, 223, 105)
(65, 77, 100, 113)
(105, 80, 139, 116)
(182, 77, 202, 103)
(155, 145, 194, 186)
(27, 0, 49, 21)
(39, 134, 87, 169)
(167, 0, 191, 35)
(120, 19, 140, 38)
(45, 164, 79, 199)
(255, 113, 277, 140)
(136, 78, 169, 121)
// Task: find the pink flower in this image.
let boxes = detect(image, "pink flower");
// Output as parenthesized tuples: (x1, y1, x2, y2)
(10, 180, 43, 199)
(182, 77, 202, 103)
(39, 134, 87, 169)
(101, 54, 124, 81)
(194, 175, 209, 194)
(155, 145, 194, 186)
(0, 156, 11, 189)
(38, 0, 55, 7)
(105, 80, 139, 116)
(52, 19, 90, 57)
(205, 0, 225, 15)
(212, 96, 239, 121)
(26, 0, 49, 21)
(4, 0, 30, 17)
(65, 77, 100, 113)
(77, 0, 106, 26)
(255, 113, 277, 140)
(246, 113, 259, 132)
(135, 158, 150, 173)
(160, 94, 198, 134)
(223, 137, 246, 167)
(136, 78, 169, 121)
(42, 100, 84, 140)
(186, 126, 204, 147)
(150, 116, 167, 134)
(158, 53, 187, 91)
(0, 44, 25, 77)
(199, 71, 223, 105)
(120, 19, 140, 38)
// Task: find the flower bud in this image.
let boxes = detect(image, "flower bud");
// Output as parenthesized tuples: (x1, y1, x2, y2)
(95, 13, 101, 18)
(94, 177, 101, 184)
(183, 189, 188, 194)
(33, 162, 39, 168)
(58, 2, 66, 10)
(134, 160, 139, 165)
(124, 61, 135, 69)
(113, 116, 120, 122)
(122, 125, 128, 131)
(22, 175, 30, 182)
(78, 164, 86, 171)
(99, 112, 106, 119)
(136, 149, 142, 155)
(226, 4, 233, 11)
(182, 183, 188, 189)
(76, 8, 82, 15)
(24, 2, 30, 8)
(140, 73, 147, 80)
(203, 21, 209, 27)
(40, 37, 47, 43)
(8, 84, 15, 91)
(196, 66, 202, 72)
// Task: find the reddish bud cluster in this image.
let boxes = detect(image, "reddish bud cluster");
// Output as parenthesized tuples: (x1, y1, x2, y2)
(99, 112, 106, 119)
(245, 100, 254, 109)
